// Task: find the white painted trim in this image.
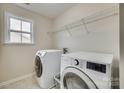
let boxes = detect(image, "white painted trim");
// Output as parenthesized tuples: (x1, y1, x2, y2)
(0, 73, 35, 87)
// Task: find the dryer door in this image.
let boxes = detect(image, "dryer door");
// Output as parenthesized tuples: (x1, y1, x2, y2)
(35, 56, 43, 77)
(61, 67, 98, 89)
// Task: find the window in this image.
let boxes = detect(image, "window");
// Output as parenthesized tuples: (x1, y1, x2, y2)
(5, 12, 34, 44)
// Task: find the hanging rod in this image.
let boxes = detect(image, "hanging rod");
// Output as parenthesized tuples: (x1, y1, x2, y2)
(51, 6, 119, 34)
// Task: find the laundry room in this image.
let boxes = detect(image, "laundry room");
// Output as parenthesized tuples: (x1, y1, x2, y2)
(0, 3, 124, 89)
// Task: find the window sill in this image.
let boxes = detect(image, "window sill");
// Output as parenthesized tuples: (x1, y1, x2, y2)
(4, 42, 35, 46)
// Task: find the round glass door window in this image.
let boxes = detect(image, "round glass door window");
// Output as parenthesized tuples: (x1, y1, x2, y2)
(35, 56, 42, 77)
(63, 72, 89, 89)
(62, 67, 98, 89)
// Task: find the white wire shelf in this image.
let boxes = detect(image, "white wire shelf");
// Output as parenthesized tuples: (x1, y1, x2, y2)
(48, 6, 119, 35)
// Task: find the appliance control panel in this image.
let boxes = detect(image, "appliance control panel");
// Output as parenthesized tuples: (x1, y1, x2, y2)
(86, 61, 106, 73)
(72, 59, 85, 68)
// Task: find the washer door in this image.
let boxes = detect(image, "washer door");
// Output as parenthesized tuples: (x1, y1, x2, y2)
(62, 67, 98, 89)
(35, 56, 43, 77)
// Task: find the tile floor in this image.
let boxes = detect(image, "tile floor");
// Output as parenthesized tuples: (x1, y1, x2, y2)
(0, 76, 41, 89)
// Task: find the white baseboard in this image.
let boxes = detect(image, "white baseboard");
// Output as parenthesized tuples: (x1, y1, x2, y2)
(0, 72, 35, 87)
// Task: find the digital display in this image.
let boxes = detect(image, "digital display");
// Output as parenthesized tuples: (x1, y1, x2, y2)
(87, 61, 106, 73)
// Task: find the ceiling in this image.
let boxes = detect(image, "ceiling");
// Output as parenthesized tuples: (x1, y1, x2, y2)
(15, 3, 76, 19)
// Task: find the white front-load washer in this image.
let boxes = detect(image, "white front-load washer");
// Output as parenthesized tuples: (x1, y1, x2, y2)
(35, 49, 62, 89)
(61, 52, 113, 89)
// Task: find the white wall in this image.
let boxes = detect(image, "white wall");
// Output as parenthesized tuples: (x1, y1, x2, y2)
(53, 4, 119, 81)
(0, 4, 53, 83)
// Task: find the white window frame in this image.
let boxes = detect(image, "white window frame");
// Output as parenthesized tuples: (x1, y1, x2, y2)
(4, 12, 34, 45)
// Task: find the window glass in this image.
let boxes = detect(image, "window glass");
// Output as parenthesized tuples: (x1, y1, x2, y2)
(10, 32, 21, 43)
(22, 33, 31, 43)
(10, 18, 21, 31)
(22, 21, 31, 32)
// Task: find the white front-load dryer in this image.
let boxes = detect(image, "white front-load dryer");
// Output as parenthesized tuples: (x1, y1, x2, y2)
(35, 49, 62, 89)
(61, 52, 113, 89)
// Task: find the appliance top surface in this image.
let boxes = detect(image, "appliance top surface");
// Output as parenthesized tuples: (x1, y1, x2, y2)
(38, 49, 62, 52)
(62, 51, 113, 64)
